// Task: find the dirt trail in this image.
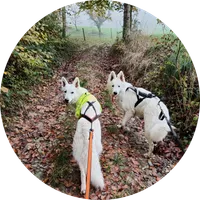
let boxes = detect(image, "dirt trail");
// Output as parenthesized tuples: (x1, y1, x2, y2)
(5, 45, 183, 199)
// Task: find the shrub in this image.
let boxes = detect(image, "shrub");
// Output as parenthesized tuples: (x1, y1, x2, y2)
(1, 11, 81, 118)
(111, 31, 200, 140)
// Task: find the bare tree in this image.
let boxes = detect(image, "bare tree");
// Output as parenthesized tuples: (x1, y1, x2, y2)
(123, 3, 131, 42)
(88, 10, 111, 37)
(67, 4, 80, 31)
(62, 7, 67, 38)
(131, 6, 139, 33)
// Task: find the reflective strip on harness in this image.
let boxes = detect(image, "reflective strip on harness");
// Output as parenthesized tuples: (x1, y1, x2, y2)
(159, 110, 165, 120)
(80, 101, 101, 123)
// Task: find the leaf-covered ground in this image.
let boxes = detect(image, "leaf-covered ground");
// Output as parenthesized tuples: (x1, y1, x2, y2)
(4, 45, 183, 199)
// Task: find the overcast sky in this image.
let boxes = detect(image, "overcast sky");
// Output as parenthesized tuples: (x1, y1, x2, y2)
(67, 5, 170, 35)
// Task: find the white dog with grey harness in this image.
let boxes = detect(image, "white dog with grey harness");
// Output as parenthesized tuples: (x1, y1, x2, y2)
(107, 71, 184, 157)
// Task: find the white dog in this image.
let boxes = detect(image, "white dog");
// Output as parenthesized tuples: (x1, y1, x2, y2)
(107, 71, 173, 157)
(61, 77, 104, 194)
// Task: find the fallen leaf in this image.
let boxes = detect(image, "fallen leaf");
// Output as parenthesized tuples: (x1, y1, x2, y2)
(43, 178, 49, 183)
(1, 86, 9, 93)
(106, 194, 111, 200)
(111, 186, 118, 191)
(156, 177, 161, 181)
(70, 159, 77, 163)
(10, 149, 17, 153)
(25, 164, 32, 170)
(122, 185, 129, 189)
(90, 193, 98, 200)
(64, 181, 74, 188)
(131, 158, 139, 166)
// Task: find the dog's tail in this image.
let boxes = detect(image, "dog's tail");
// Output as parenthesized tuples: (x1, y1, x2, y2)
(150, 122, 185, 152)
(168, 124, 185, 153)
(90, 150, 104, 190)
(149, 122, 170, 142)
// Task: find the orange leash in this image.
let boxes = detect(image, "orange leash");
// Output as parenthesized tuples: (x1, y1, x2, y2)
(85, 129, 93, 199)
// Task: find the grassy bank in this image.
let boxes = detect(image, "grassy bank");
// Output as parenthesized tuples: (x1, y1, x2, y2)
(110, 32, 199, 144)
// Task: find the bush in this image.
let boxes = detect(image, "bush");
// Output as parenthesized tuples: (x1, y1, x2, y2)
(111, 31, 200, 140)
(1, 11, 81, 118)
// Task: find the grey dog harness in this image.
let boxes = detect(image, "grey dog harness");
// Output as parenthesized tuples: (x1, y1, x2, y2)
(125, 87, 165, 120)
(126, 86, 185, 152)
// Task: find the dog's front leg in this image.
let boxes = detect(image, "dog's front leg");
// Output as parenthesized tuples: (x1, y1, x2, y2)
(79, 163, 86, 194)
(144, 134, 154, 158)
(117, 111, 133, 131)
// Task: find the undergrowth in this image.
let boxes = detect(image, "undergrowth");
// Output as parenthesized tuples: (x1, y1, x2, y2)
(1, 11, 81, 121)
(111, 32, 199, 141)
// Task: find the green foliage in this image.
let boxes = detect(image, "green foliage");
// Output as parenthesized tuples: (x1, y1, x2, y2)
(106, 125, 118, 134)
(110, 37, 126, 56)
(112, 30, 199, 139)
(144, 33, 199, 137)
(1, 11, 80, 117)
(102, 89, 114, 110)
(80, 79, 88, 87)
(113, 153, 124, 165)
(78, 0, 123, 16)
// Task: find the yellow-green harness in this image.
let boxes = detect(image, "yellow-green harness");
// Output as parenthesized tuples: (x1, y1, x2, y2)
(75, 92, 102, 121)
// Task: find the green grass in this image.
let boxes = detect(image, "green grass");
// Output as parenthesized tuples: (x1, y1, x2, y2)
(113, 153, 124, 165)
(102, 90, 114, 110)
(80, 79, 88, 87)
(67, 26, 122, 45)
(106, 125, 118, 134)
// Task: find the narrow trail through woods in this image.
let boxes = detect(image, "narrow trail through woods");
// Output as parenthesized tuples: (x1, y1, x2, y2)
(6, 45, 183, 199)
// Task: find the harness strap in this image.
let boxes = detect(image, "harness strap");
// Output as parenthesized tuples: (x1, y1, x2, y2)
(159, 110, 165, 120)
(81, 101, 100, 124)
(126, 87, 156, 107)
(157, 101, 185, 152)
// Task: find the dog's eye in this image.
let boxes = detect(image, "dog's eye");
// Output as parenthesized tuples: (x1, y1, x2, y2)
(112, 85, 114, 87)
(118, 85, 120, 88)
(64, 91, 67, 93)
(71, 92, 74, 94)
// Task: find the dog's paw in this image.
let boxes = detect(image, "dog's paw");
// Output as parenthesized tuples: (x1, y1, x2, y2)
(81, 189, 86, 195)
(81, 184, 86, 195)
(117, 124, 123, 129)
(99, 183, 105, 191)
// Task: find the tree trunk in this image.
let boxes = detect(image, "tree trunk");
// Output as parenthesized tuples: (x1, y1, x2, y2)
(123, 3, 131, 42)
(62, 7, 67, 38)
(97, 24, 102, 38)
(130, 5, 133, 31)
(75, 22, 78, 31)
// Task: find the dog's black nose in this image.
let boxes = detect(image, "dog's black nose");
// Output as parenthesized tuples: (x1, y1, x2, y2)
(113, 92, 117, 95)
(65, 99, 69, 104)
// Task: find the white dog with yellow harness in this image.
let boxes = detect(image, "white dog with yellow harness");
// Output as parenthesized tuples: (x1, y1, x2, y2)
(61, 77, 104, 194)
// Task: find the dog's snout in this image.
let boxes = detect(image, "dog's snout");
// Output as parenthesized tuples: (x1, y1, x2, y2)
(113, 92, 117, 95)
(65, 99, 69, 104)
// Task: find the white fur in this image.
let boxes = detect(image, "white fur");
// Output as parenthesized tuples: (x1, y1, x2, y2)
(107, 71, 171, 157)
(61, 77, 104, 194)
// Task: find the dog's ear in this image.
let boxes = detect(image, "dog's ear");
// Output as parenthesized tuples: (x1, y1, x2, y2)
(61, 77, 68, 89)
(108, 71, 116, 82)
(117, 71, 125, 82)
(73, 77, 80, 88)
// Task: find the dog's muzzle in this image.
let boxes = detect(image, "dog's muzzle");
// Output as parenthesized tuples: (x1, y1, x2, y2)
(65, 99, 69, 104)
(113, 92, 117, 95)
